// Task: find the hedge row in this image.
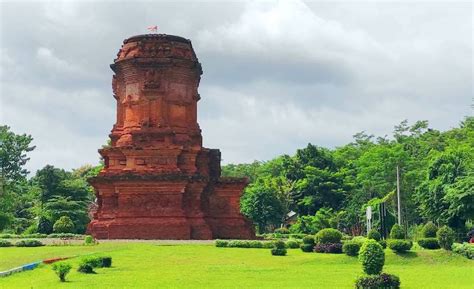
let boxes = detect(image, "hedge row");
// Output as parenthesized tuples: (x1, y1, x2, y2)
(0, 239, 44, 247)
(452, 243, 474, 259)
(0, 233, 85, 239)
(215, 239, 302, 249)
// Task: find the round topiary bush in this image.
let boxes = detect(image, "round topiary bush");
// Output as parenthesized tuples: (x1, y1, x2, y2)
(422, 221, 437, 238)
(387, 239, 413, 253)
(53, 216, 75, 234)
(389, 224, 404, 239)
(315, 228, 343, 244)
(302, 235, 315, 245)
(367, 229, 381, 241)
(437, 226, 455, 250)
(271, 240, 287, 256)
(359, 239, 385, 275)
(417, 238, 440, 249)
(285, 239, 301, 249)
(342, 241, 361, 256)
(378, 240, 387, 249)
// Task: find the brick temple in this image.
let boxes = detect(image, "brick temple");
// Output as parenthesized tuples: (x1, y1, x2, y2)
(87, 34, 255, 239)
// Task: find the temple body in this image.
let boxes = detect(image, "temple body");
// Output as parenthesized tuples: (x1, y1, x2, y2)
(87, 34, 255, 239)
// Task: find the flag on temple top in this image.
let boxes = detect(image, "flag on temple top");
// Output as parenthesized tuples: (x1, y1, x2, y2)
(147, 25, 158, 33)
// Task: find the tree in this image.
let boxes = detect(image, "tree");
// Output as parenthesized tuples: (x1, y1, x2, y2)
(240, 177, 284, 233)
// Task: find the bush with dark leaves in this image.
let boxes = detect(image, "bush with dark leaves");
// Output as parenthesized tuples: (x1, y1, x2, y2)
(417, 238, 440, 249)
(387, 240, 412, 253)
(314, 243, 343, 254)
(355, 273, 400, 289)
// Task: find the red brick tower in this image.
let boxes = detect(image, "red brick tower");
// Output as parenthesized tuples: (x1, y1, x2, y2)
(87, 34, 255, 239)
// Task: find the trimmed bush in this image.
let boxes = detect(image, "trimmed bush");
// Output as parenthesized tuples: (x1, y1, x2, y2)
(378, 240, 387, 249)
(84, 235, 95, 245)
(271, 240, 287, 256)
(215, 240, 229, 247)
(367, 229, 381, 241)
(389, 224, 404, 239)
(285, 239, 301, 249)
(0, 239, 13, 247)
(418, 238, 440, 249)
(359, 239, 385, 275)
(78, 263, 95, 274)
(300, 235, 315, 252)
(47, 233, 82, 239)
(422, 221, 437, 238)
(387, 240, 413, 253)
(101, 256, 112, 267)
(355, 273, 400, 289)
(352, 236, 368, 245)
(314, 242, 342, 253)
(437, 226, 455, 250)
(15, 239, 44, 247)
(53, 216, 75, 234)
(52, 262, 72, 282)
(343, 241, 361, 256)
(315, 228, 343, 244)
(452, 243, 474, 259)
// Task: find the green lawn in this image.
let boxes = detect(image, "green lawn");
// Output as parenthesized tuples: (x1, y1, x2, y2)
(0, 243, 472, 289)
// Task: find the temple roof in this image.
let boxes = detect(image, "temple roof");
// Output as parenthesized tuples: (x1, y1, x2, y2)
(124, 34, 191, 45)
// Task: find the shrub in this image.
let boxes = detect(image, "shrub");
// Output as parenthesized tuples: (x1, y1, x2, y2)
(387, 240, 413, 253)
(0, 213, 11, 231)
(300, 243, 314, 252)
(355, 273, 400, 289)
(315, 228, 343, 244)
(378, 240, 387, 249)
(84, 235, 95, 245)
(314, 243, 342, 254)
(78, 263, 95, 274)
(215, 240, 229, 247)
(285, 239, 301, 249)
(389, 224, 404, 239)
(81, 256, 103, 268)
(22, 233, 47, 239)
(437, 226, 455, 250)
(100, 256, 112, 267)
(452, 243, 474, 259)
(274, 227, 289, 234)
(0, 239, 13, 247)
(359, 239, 385, 275)
(37, 216, 53, 234)
(47, 233, 82, 239)
(417, 238, 440, 249)
(367, 229, 381, 241)
(352, 236, 368, 245)
(0, 234, 18, 239)
(52, 262, 72, 282)
(15, 239, 44, 247)
(271, 240, 287, 256)
(343, 241, 361, 256)
(302, 235, 315, 245)
(263, 242, 274, 248)
(422, 221, 437, 238)
(53, 216, 75, 234)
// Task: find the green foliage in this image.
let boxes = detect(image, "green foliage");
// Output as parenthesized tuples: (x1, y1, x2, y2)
(289, 207, 335, 234)
(302, 235, 315, 245)
(422, 222, 438, 238)
(367, 229, 381, 241)
(390, 224, 404, 239)
(355, 273, 400, 289)
(53, 216, 75, 233)
(417, 238, 440, 249)
(387, 240, 413, 253)
(285, 239, 301, 249)
(300, 244, 314, 252)
(215, 240, 228, 247)
(15, 239, 44, 247)
(78, 263, 95, 274)
(0, 239, 13, 247)
(37, 216, 53, 234)
(315, 228, 342, 244)
(451, 243, 474, 259)
(274, 227, 289, 234)
(101, 256, 112, 267)
(342, 241, 361, 256)
(0, 213, 11, 231)
(314, 242, 343, 253)
(84, 235, 95, 245)
(52, 262, 72, 282)
(271, 240, 287, 255)
(378, 240, 387, 249)
(359, 239, 385, 275)
(437, 226, 455, 250)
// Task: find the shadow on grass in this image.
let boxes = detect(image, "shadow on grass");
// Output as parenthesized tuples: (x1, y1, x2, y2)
(395, 251, 418, 258)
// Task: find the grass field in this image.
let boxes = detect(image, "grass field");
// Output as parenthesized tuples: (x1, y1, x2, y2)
(0, 242, 472, 289)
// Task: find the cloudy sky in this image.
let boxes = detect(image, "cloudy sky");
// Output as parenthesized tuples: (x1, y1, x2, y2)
(0, 0, 472, 174)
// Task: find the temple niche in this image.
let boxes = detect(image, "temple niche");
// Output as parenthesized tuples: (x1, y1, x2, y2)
(87, 34, 255, 239)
